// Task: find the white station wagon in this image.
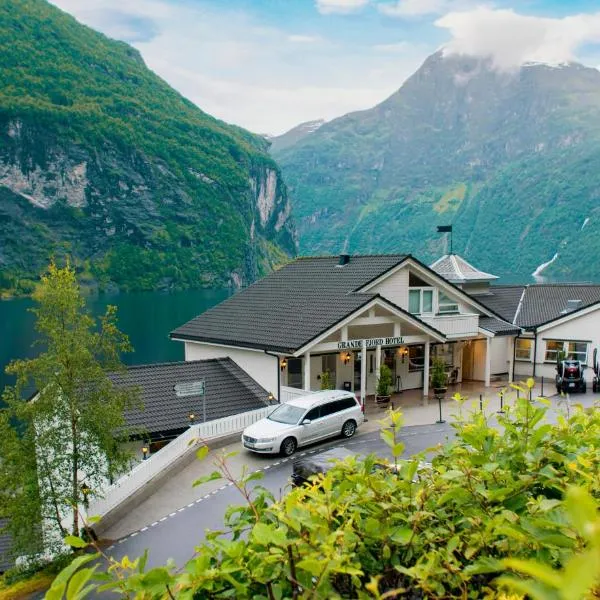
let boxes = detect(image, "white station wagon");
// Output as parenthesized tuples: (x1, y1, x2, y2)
(242, 390, 365, 456)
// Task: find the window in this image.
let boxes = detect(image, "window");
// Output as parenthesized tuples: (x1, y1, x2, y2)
(287, 358, 303, 388)
(268, 404, 305, 424)
(431, 343, 454, 368)
(515, 338, 533, 361)
(409, 288, 433, 314)
(304, 407, 321, 421)
(322, 354, 337, 379)
(545, 340, 588, 363)
(409, 345, 425, 372)
(438, 291, 459, 314)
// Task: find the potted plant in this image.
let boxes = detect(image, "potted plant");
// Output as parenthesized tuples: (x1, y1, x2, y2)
(431, 357, 448, 396)
(375, 364, 393, 404)
(320, 370, 335, 390)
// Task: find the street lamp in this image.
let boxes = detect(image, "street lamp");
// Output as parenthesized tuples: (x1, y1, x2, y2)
(142, 446, 149, 460)
(267, 392, 275, 403)
(80, 482, 91, 510)
(188, 413, 195, 426)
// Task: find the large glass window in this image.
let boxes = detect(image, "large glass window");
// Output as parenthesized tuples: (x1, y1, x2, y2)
(408, 288, 434, 314)
(409, 345, 425, 372)
(544, 340, 588, 363)
(287, 358, 303, 388)
(438, 291, 459, 314)
(515, 338, 533, 361)
(322, 354, 337, 379)
(431, 343, 454, 368)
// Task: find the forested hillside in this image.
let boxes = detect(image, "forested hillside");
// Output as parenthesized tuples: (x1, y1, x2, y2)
(0, 0, 296, 296)
(274, 51, 600, 282)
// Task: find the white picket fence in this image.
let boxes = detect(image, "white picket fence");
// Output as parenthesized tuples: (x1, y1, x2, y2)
(280, 385, 310, 403)
(88, 406, 272, 518)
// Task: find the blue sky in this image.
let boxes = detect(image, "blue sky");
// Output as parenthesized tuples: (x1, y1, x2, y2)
(51, 0, 600, 134)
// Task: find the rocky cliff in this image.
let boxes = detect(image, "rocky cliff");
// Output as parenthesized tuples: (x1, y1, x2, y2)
(0, 0, 296, 296)
(274, 51, 600, 282)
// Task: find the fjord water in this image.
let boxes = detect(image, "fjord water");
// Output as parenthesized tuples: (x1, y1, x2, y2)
(0, 289, 231, 396)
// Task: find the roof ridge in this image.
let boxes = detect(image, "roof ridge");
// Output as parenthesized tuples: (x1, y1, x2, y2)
(122, 358, 232, 371)
(295, 253, 408, 260)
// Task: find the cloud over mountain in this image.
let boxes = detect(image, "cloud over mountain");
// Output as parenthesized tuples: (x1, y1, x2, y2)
(437, 7, 600, 69)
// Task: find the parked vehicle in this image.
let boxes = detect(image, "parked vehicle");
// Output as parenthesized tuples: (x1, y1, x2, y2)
(593, 348, 600, 393)
(242, 390, 364, 456)
(555, 359, 587, 394)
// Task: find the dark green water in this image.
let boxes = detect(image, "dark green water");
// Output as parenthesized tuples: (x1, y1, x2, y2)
(0, 289, 230, 395)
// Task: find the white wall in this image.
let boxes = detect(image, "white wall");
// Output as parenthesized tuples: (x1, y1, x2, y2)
(369, 266, 410, 308)
(490, 336, 509, 375)
(184, 342, 278, 399)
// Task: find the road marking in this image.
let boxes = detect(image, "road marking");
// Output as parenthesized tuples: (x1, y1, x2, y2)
(195, 498, 202, 503)
(264, 465, 271, 470)
(219, 485, 227, 490)
(107, 545, 114, 551)
(118, 539, 126, 544)
(273, 461, 280, 466)
(188, 503, 195, 507)
(151, 521, 159, 527)
(178, 508, 185, 512)
(211, 490, 219, 495)
(130, 532, 138, 538)
(228, 482, 234, 486)
(169, 512, 177, 517)
(159, 517, 167, 522)
(204, 494, 211, 499)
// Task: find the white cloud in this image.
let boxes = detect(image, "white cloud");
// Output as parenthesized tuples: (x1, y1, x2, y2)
(315, 0, 370, 15)
(379, 0, 448, 18)
(288, 34, 320, 43)
(436, 7, 600, 69)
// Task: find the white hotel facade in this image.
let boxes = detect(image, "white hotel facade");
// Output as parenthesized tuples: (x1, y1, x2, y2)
(170, 253, 600, 403)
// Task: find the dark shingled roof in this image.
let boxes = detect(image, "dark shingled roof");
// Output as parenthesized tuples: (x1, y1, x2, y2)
(171, 255, 410, 352)
(515, 285, 600, 328)
(0, 518, 13, 573)
(478, 317, 521, 336)
(474, 284, 600, 329)
(111, 358, 271, 436)
(471, 286, 526, 323)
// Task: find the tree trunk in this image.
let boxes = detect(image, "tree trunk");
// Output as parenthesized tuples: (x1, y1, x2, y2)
(71, 417, 79, 538)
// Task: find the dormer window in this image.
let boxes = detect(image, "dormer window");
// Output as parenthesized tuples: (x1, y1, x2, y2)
(438, 292, 459, 314)
(409, 288, 433, 314)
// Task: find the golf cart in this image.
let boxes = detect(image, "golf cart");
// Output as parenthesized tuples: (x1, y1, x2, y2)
(555, 358, 586, 394)
(593, 348, 600, 393)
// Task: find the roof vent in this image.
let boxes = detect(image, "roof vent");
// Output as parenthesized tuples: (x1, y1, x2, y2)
(338, 254, 350, 267)
(561, 299, 583, 314)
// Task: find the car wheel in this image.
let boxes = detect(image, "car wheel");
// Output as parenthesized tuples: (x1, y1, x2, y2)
(280, 437, 297, 457)
(341, 420, 356, 438)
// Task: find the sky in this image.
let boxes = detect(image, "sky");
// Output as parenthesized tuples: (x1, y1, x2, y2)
(50, 0, 600, 135)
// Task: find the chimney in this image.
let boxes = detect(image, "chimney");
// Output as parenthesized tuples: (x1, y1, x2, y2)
(338, 254, 350, 266)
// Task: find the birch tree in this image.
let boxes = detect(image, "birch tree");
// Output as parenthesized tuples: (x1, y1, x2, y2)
(0, 261, 139, 554)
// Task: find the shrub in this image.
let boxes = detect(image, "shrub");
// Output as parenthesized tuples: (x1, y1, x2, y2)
(48, 382, 600, 598)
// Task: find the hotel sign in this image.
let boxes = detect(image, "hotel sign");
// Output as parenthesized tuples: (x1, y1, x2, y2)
(337, 336, 404, 350)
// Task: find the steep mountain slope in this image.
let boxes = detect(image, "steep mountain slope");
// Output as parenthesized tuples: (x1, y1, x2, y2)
(268, 119, 325, 153)
(0, 0, 296, 296)
(274, 51, 600, 282)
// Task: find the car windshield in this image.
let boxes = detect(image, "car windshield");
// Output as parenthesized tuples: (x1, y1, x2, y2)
(267, 404, 305, 425)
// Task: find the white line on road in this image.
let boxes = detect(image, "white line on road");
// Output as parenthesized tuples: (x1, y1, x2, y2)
(169, 512, 177, 517)
(151, 521, 159, 527)
(140, 527, 148, 532)
(130, 532, 138, 538)
(188, 503, 195, 507)
(195, 498, 202, 503)
(159, 517, 167, 522)
(178, 508, 185, 512)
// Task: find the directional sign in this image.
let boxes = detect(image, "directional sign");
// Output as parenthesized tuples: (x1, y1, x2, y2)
(174, 380, 205, 397)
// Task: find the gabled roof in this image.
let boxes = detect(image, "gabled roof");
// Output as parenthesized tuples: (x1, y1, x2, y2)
(170, 255, 409, 353)
(473, 284, 600, 329)
(111, 358, 271, 436)
(430, 254, 498, 283)
(478, 316, 521, 336)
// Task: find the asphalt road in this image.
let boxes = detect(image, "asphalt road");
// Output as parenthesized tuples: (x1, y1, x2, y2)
(102, 422, 453, 571)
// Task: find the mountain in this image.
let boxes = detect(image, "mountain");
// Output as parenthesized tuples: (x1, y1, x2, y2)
(0, 0, 296, 296)
(273, 51, 600, 283)
(268, 120, 325, 153)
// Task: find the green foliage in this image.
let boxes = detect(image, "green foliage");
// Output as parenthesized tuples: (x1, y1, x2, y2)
(0, 261, 140, 554)
(0, 0, 295, 296)
(376, 363, 393, 397)
(51, 384, 600, 598)
(430, 357, 448, 390)
(320, 370, 335, 390)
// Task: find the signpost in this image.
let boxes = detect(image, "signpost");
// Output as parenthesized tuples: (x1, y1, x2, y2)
(174, 379, 206, 422)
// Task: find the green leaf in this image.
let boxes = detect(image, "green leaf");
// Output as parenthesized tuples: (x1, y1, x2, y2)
(64, 535, 88, 548)
(389, 527, 412, 545)
(196, 445, 209, 461)
(66, 566, 98, 600)
(192, 470, 222, 487)
(502, 558, 563, 589)
(297, 558, 325, 577)
(564, 486, 597, 540)
(51, 553, 99, 590)
(252, 522, 273, 545)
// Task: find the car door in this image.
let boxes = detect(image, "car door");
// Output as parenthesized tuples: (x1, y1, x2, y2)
(299, 406, 322, 444)
(319, 400, 344, 438)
